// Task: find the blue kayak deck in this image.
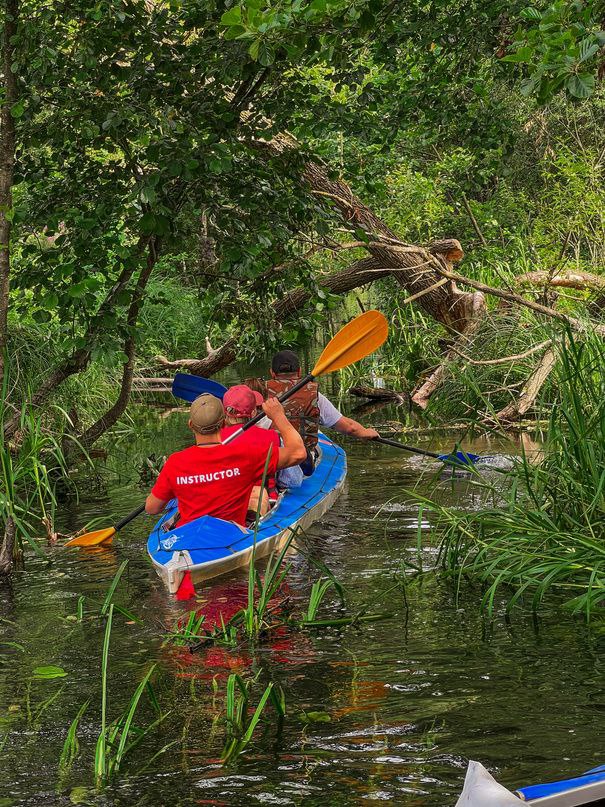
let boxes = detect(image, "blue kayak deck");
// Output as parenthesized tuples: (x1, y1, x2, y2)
(146, 434, 346, 587)
(517, 763, 605, 802)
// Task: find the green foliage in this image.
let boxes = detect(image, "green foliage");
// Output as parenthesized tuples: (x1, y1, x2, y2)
(0, 372, 84, 559)
(503, 1, 605, 102)
(414, 331, 605, 619)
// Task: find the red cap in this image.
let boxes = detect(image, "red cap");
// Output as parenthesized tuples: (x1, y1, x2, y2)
(223, 385, 263, 418)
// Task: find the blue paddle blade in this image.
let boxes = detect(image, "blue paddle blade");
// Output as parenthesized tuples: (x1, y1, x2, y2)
(437, 450, 480, 466)
(171, 373, 228, 402)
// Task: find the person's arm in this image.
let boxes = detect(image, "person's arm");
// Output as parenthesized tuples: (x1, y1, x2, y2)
(261, 398, 306, 470)
(331, 415, 379, 440)
(318, 392, 379, 440)
(145, 493, 168, 514)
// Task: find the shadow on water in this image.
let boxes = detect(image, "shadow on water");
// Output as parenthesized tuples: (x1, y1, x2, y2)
(0, 395, 602, 806)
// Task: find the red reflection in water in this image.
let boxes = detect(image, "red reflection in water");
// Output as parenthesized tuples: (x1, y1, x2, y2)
(164, 579, 313, 677)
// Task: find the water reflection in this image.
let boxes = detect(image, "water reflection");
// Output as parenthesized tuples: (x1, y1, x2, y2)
(0, 401, 599, 805)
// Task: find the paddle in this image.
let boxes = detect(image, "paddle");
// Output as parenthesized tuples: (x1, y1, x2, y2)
(65, 310, 388, 548)
(64, 504, 146, 548)
(171, 373, 227, 402)
(223, 309, 389, 445)
(172, 371, 481, 467)
(374, 435, 480, 467)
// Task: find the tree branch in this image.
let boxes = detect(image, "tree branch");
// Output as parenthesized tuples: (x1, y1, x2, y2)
(77, 237, 161, 450)
(450, 339, 553, 366)
(433, 263, 605, 337)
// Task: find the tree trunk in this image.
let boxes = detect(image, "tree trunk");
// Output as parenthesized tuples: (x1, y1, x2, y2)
(3, 240, 150, 441)
(155, 257, 387, 376)
(0, 516, 15, 576)
(0, 0, 18, 391)
(495, 348, 557, 423)
(349, 385, 410, 405)
(77, 238, 160, 450)
(256, 132, 484, 333)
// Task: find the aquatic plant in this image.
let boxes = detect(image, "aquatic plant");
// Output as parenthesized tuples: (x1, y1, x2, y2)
(0, 376, 78, 564)
(59, 701, 89, 776)
(166, 609, 207, 647)
(94, 603, 167, 784)
(221, 671, 285, 764)
(414, 330, 605, 619)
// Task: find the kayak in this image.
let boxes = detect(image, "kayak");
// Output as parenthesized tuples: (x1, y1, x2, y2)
(146, 434, 347, 594)
(456, 760, 605, 805)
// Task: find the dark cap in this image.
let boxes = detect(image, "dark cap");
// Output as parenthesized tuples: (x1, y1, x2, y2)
(271, 350, 300, 374)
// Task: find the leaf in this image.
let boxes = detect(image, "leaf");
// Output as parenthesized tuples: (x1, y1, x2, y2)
(520, 7, 542, 20)
(566, 72, 595, 98)
(299, 710, 331, 723)
(578, 39, 599, 63)
(33, 665, 68, 680)
(67, 281, 92, 299)
(140, 212, 171, 236)
(10, 101, 24, 119)
(223, 24, 246, 40)
(257, 42, 275, 67)
(501, 46, 533, 63)
(32, 309, 52, 323)
(220, 6, 242, 26)
(248, 38, 260, 60)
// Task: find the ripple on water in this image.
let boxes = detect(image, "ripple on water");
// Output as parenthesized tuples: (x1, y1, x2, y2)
(0, 424, 599, 805)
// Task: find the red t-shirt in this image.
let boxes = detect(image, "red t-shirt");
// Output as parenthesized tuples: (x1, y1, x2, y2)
(220, 425, 280, 497)
(151, 440, 279, 527)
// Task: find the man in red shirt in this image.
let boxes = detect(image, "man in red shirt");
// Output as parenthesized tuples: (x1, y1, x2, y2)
(221, 385, 280, 516)
(145, 393, 305, 528)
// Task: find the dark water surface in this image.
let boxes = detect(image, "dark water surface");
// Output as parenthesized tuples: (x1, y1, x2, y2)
(0, 401, 602, 806)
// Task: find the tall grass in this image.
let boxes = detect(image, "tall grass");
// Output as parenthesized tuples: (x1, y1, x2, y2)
(93, 602, 167, 784)
(415, 330, 605, 619)
(0, 375, 81, 562)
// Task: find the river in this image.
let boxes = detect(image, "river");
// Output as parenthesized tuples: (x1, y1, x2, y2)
(0, 390, 602, 806)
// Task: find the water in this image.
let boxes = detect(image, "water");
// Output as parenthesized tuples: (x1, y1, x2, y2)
(0, 402, 602, 806)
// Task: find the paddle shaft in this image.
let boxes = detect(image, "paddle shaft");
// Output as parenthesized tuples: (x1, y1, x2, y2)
(115, 503, 146, 531)
(373, 435, 442, 460)
(222, 373, 313, 445)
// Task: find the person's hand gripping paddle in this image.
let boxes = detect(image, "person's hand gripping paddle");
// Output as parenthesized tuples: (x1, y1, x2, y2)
(64, 310, 389, 548)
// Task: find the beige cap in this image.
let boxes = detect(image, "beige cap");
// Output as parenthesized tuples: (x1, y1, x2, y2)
(189, 394, 225, 434)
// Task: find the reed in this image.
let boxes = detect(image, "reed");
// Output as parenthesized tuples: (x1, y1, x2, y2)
(415, 330, 605, 619)
(221, 671, 285, 764)
(94, 602, 167, 784)
(0, 373, 91, 564)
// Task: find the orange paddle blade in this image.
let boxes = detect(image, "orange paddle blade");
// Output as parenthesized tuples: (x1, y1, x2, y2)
(312, 310, 388, 377)
(64, 527, 116, 548)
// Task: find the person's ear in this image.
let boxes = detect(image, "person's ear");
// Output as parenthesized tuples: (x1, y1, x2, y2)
(297, 369, 301, 377)
(188, 418, 194, 431)
(270, 370, 276, 378)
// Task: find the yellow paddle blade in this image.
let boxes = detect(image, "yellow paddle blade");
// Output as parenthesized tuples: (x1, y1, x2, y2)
(311, 309, 388, 377)
(64, 527, 116, 548)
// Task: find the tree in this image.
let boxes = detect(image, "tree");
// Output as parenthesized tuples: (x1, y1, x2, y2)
(0, 0, 17, 391)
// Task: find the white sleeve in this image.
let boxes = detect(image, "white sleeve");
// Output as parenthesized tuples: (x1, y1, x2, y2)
(317, 392, 343, 428)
